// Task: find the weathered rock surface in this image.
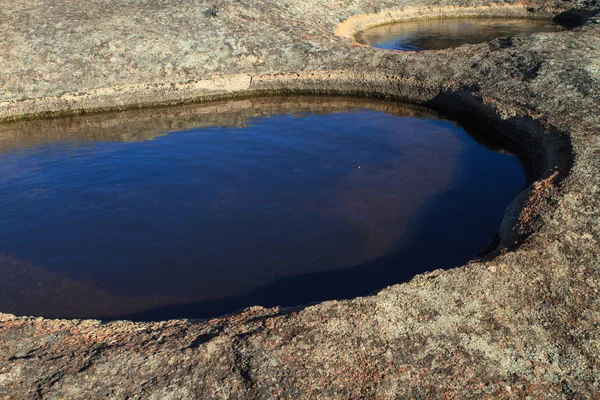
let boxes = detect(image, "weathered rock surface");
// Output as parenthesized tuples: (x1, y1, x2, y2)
(0, 0, 599, 398)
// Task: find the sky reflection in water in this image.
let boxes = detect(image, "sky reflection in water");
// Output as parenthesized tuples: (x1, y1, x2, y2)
(0, 97, 525, 320)
(357, 18, 564, 51)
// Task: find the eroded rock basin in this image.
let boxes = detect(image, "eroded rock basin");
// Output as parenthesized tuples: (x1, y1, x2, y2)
(356, 18, 564, 50)
(0, 97, 524, 321)
(1, 0, 599, 397)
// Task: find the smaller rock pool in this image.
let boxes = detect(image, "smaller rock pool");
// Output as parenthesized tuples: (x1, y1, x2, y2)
(356, 18, 564, 51)
(0, 97, 525, 321)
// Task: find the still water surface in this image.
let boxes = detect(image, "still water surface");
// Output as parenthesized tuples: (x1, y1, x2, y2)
(0, 98, 525, 320)
(356, 18, 564, 51)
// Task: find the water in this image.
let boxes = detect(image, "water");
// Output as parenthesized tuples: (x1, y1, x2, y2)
(356, 18, 564, 51)
(0, 97, 525, 321)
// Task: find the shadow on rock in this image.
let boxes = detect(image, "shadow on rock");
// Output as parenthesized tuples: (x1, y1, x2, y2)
(553, 7, 600, 28)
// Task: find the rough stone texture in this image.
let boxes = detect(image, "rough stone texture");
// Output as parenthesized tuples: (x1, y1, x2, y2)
(0, 0, 599, 398)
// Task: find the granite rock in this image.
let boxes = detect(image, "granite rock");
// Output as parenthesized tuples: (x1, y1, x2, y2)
(0, 0, 599, 398)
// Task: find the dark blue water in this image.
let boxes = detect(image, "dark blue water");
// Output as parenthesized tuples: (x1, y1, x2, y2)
(0, 98, 525, 320)
(357, 18, 563, 51)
